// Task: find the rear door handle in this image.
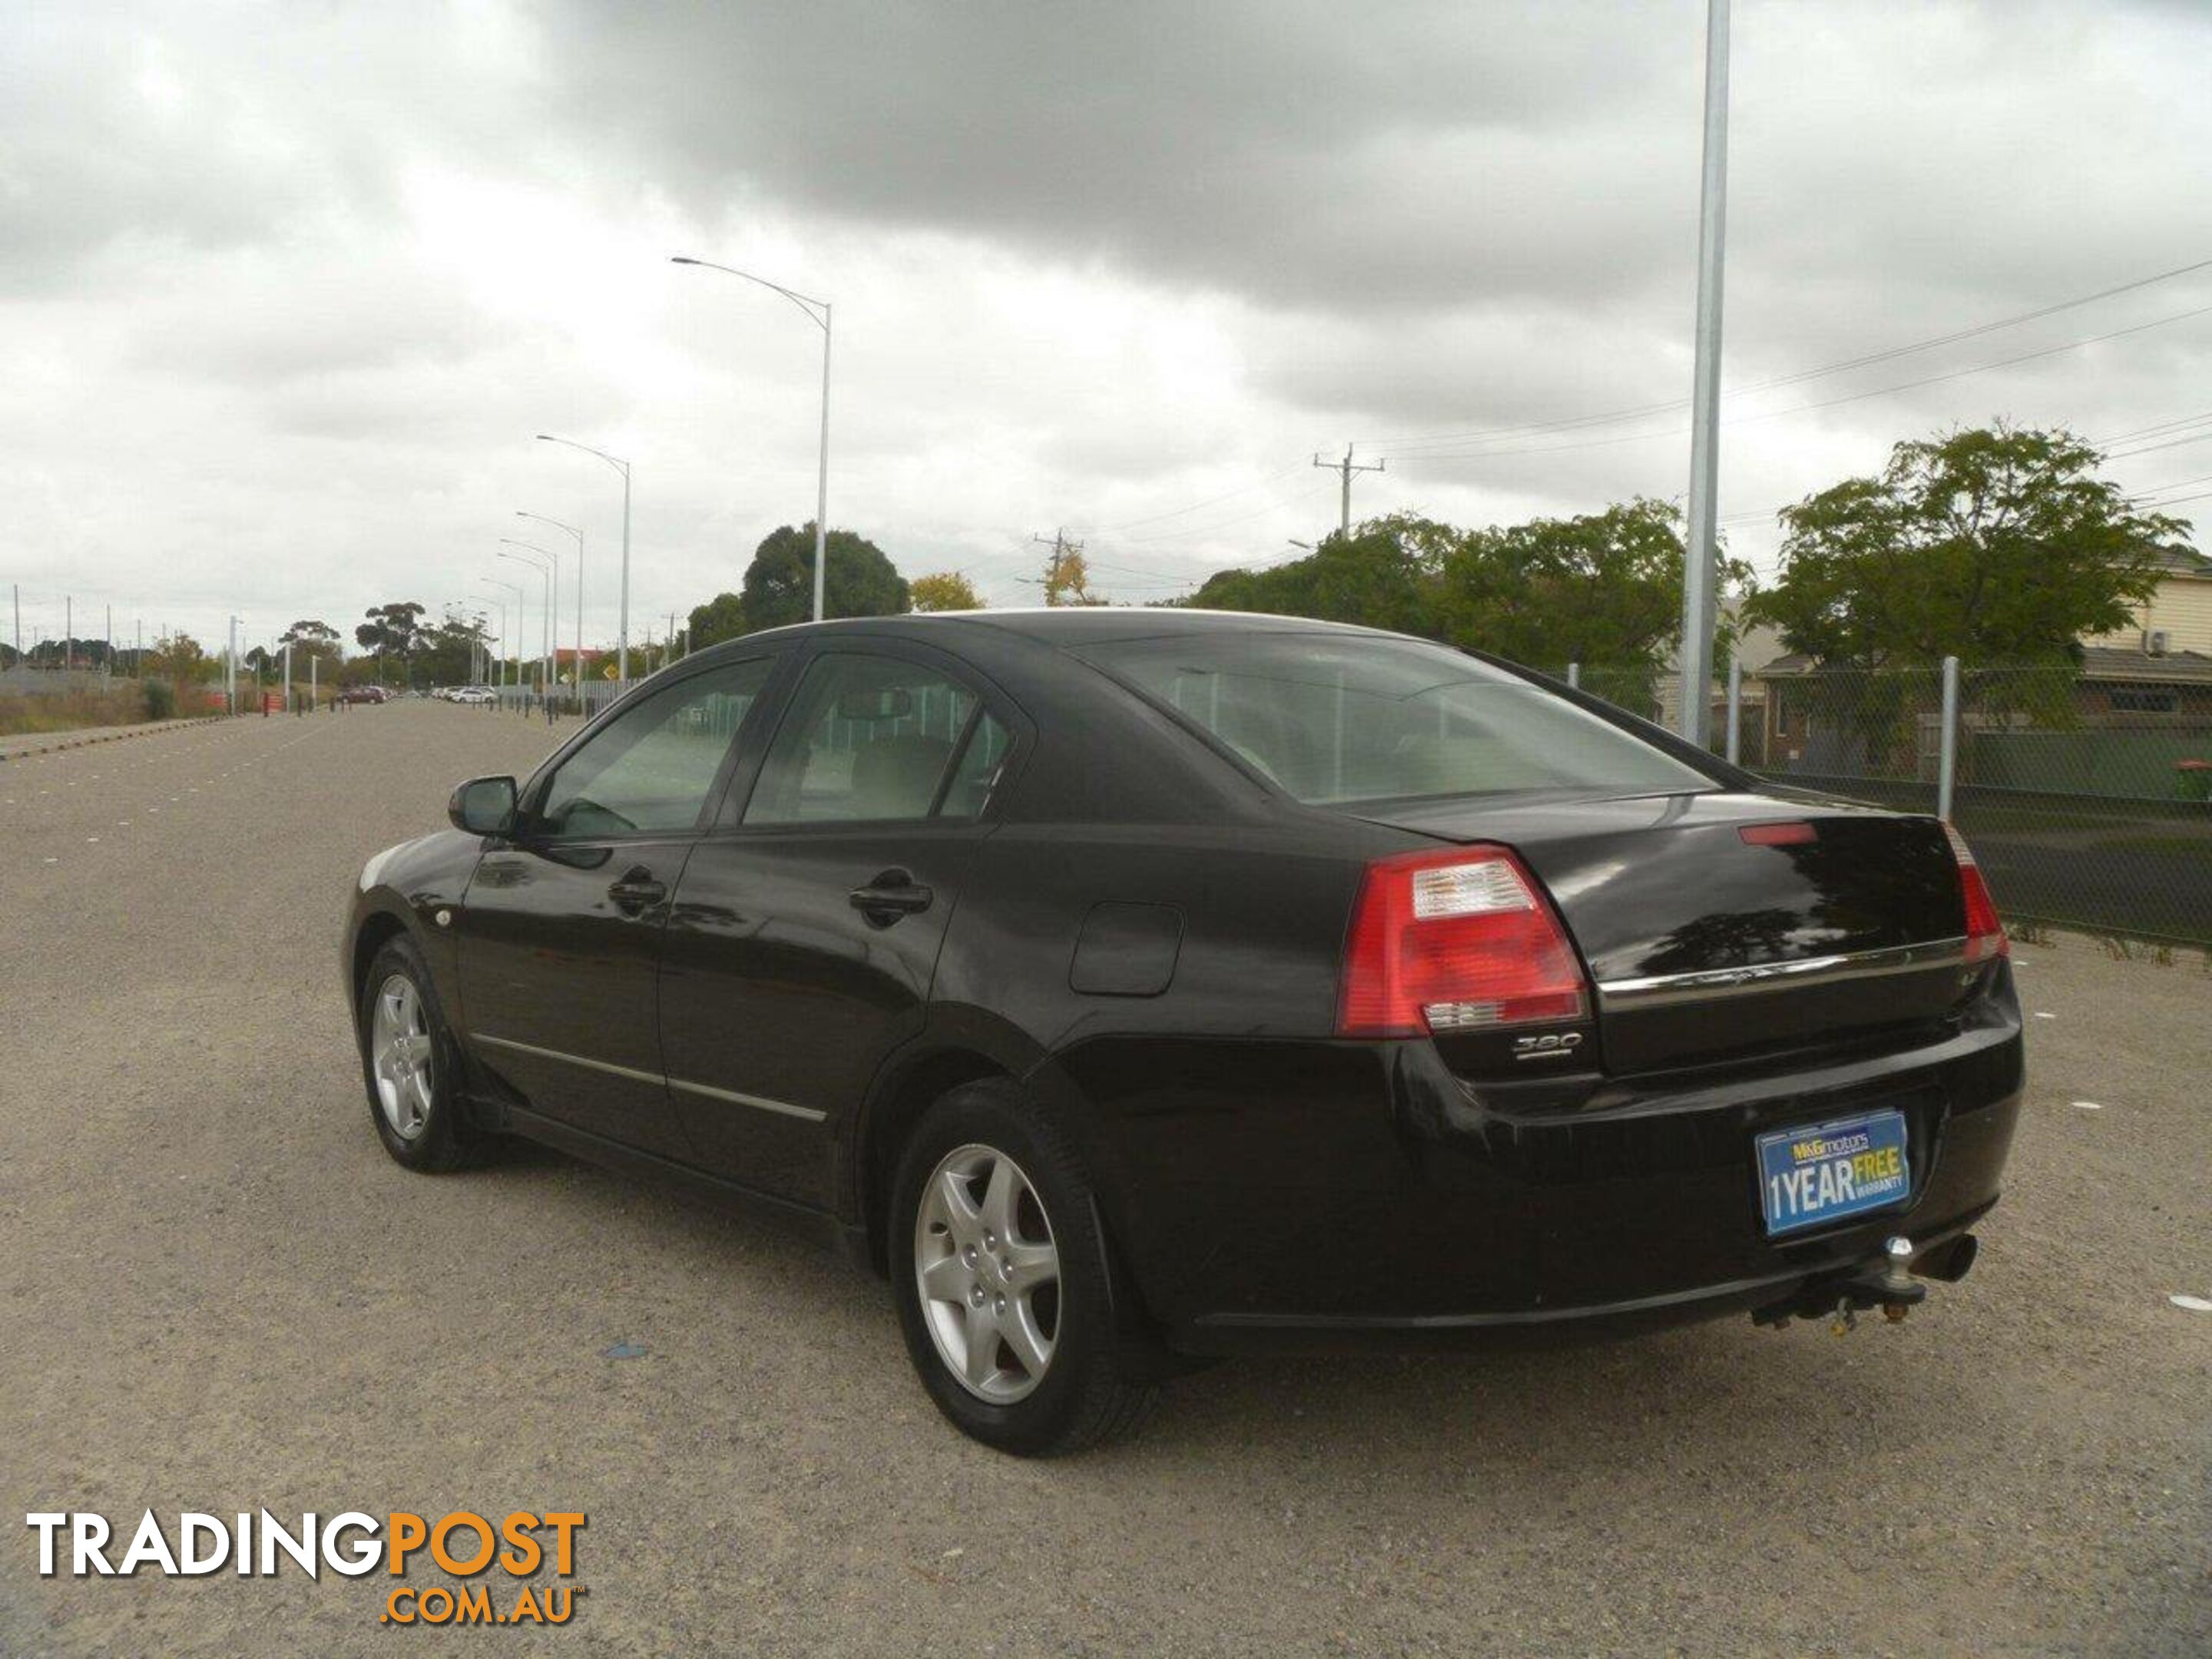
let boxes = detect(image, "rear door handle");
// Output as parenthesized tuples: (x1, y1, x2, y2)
(608, 866, 667, 910)
(849, 869, 932, 924)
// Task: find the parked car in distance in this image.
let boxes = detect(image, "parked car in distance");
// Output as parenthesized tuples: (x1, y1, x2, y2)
(343, 610, 2022, 1455)
(336, 685, 388, 705)
(450, 685, 495, 705)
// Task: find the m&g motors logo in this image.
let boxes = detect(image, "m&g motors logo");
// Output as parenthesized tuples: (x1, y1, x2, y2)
(26, 1509, 586, 1628)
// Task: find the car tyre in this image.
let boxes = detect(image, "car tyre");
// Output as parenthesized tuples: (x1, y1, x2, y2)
(889, 1079, 1159, 1455)
(356, 933, 492, 1173)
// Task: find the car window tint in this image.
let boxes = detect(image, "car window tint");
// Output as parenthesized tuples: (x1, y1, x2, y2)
(937, 712, 1011, 819)
(537, 657, 773, 838)
(745, 654, 975, 825)
(1077, 632, 1710, 805)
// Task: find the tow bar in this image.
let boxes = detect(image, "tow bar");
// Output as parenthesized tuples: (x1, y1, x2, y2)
(1752, 1233, 1979, 1334)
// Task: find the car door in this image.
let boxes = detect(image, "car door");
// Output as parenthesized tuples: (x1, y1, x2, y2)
(456, 651, 784, 1159)
(657, 643, 1022, 1204)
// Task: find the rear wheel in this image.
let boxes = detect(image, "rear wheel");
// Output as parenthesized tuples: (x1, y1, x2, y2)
(356, 934, 492, 1172)
(889, 1080, 1157, 1455)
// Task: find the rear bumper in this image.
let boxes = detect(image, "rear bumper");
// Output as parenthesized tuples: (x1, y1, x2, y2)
(1055, 969, 2025, 1354)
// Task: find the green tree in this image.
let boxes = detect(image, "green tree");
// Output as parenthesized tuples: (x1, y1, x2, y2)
(687, 591, 749, 649)
(278, 619, 345, 671)
(355, 601, 427, 658)
(414, 618, 491, 686)
(1443, 498, 1730, 671)
(1190, 515, 1447, 634)
(910, 571, 983, 612)
(145, 632, 210, 687)
(739, 524, 909, 630)
(1189, 502, 1737, 686)
(1744, 425, 2177, 667)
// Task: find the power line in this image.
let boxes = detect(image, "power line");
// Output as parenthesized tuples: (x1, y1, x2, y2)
(1366, 252, 2212, 455)
(1389, 300, 2212, 466)
(1078, 462, 1310, 533)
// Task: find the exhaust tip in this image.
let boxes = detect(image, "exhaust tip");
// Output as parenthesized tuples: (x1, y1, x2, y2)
(1919, 1233, 1979, 1283)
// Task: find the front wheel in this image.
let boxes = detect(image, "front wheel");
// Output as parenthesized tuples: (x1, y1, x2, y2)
(356, 934, 492, 1172)
(889, 1081, 1158, 1455)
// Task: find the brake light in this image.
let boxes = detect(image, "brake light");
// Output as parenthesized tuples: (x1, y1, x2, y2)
(1943, 824, 2008, 963)
(1337, 846, 1588, 1037)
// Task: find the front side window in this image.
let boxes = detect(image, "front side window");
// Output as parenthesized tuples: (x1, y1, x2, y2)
(744, 653, 998, 825)
(535, 656, 774, 838)
(1077, 631, 1713, 806)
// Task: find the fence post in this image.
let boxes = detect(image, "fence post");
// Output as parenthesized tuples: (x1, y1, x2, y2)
(1724, 658, 1742, 765)
(1566, 661, 1581, 690)
(1936, 654, 1960, 820)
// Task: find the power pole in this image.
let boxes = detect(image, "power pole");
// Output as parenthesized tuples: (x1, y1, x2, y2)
(1031, 529, 1089, 606)
(227, 614, 239, 716)
(1314, 446, 1385, 541)
(1677, 0, 1731, 747)
(104, 604, 112, 683)
(65, 596, 72, 671)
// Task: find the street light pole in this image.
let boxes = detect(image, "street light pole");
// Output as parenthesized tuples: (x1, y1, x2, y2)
(474, 585, 512, 688)
(1676, 0, 1730, 747)
(481, 577, 525, 706)
(671, 255, 833, 623)
(500, 539, 562, 713)
(517, 510, 586, 711)
(497, 548, 554, 707)
(538, 435, 631, 691)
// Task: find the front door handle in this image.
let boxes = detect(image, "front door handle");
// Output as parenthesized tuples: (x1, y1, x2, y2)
(608, 866, 667, 911)
(849, 869, 933, 925)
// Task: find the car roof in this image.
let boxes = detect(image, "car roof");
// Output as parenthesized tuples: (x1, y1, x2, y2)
(731, 607, 1403, 649)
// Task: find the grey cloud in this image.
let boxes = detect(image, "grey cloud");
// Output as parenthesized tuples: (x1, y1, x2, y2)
(538, 1, 1700, 313)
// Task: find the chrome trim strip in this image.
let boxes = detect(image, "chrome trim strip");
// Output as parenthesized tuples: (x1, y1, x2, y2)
(472, 1034, 826, 1123)
(473, 1032, 664, 1088)
(666, 1075, 827, 1123)
(1596, 937, 1970, 1010)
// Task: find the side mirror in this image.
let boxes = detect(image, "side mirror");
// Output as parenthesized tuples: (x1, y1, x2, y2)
(448, 775, 518, 836)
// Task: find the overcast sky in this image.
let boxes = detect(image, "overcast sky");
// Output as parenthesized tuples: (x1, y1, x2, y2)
(5, 0, 2209, 660)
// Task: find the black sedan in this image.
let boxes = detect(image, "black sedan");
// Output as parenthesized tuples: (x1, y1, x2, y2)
(344, 610, 2022, 1454)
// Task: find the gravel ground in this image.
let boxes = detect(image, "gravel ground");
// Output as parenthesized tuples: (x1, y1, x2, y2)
(1, 701, 2205, 1657)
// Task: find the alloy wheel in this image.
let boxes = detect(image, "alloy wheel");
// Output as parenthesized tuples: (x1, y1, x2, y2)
(369, 972, 435, 1141)
(913, 1143, 1062, 1403)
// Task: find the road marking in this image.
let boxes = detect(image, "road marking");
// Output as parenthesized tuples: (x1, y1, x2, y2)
(2070, 1100, 2103, 1111)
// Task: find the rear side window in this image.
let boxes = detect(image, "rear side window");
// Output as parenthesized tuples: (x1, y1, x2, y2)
(744, 652, 1000, 825)
(1077, 632, 1711, 805)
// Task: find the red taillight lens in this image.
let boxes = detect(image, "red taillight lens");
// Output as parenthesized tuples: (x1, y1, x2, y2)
(1944, 824, 2008, 963)
(1337, 846, 1588, 1037)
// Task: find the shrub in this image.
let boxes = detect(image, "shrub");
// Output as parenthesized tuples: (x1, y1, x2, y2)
(144, 680, 177, 720)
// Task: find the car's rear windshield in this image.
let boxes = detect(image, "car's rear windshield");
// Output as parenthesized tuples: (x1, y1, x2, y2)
(1075, 631, 1714, 806)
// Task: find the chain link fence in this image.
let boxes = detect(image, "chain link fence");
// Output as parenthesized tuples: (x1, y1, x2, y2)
(1563, 660, 2212, 949)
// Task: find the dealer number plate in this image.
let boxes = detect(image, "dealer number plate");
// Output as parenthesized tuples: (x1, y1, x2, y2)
(1757, 1108, 1911, 1237)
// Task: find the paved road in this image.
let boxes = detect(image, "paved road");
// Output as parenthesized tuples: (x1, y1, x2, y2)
(2, 702, 2206, 1656)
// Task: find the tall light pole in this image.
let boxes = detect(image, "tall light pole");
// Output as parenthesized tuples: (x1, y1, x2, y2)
(517, 510, 586, 710)
(501, 538, 562, 709)
(1676, 0, 1730, 747)
(497, 548, 555, 704)
(481, 577, 525, 701)
(475, 581, 514, 687)
(538, 435, 631, 690)
(671, 254, 833, 624)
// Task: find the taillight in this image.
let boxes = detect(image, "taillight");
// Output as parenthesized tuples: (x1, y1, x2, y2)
(1944, 824, 2008, 963)
(1337, 846, 1588, 1037)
